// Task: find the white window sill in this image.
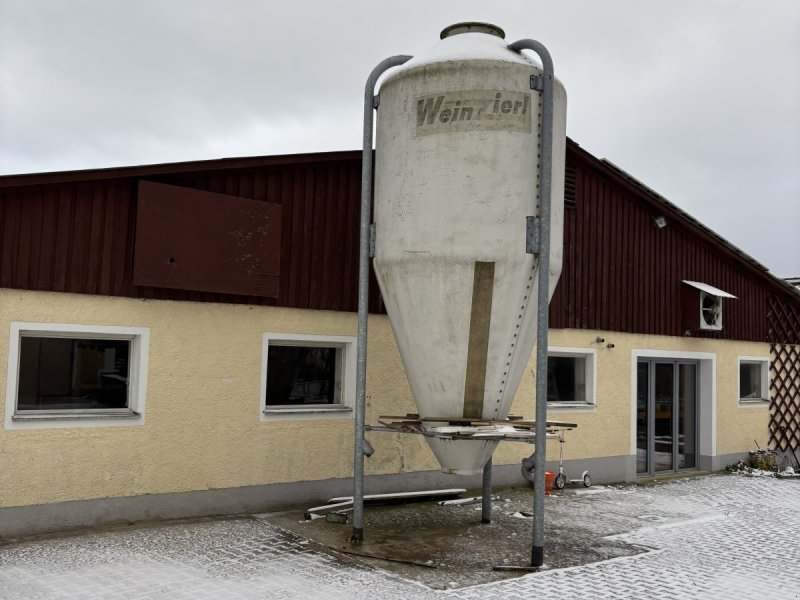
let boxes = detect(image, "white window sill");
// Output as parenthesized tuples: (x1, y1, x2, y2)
(738, 399, 770, 409)
(262, 405, 353, 421)
(8, 410, 144, 429)
(547, 402, 596, 413)
(264, 405, 352, 414)
(13, 410, 139, 421)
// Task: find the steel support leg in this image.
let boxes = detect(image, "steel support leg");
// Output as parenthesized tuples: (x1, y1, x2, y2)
(508, 38, 556, 568)
(351, 54, 412, 543)
(481, 457, 493, 524)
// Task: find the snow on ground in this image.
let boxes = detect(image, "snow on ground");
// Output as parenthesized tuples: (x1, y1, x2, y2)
(0, 474, 798, 599)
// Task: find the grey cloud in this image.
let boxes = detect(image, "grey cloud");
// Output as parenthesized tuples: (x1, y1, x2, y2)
(0, 0, 797, 275)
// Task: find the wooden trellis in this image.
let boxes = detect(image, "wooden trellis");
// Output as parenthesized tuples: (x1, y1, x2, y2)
(768, 293, 800, 453)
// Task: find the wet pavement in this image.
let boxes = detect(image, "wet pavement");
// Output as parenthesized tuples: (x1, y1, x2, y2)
(1, 474, 798, 599)
(267, 484, 660, 589)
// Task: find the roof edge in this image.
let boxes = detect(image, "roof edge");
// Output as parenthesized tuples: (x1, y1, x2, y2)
(565, 139, 799, 302)
(0, 149, 363, 188)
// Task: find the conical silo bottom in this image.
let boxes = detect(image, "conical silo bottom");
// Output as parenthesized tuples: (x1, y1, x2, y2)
(425, 436, 498, 476)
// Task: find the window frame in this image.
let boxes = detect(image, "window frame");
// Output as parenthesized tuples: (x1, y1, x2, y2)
(5, 322, 149, 430)
(737, 356, 770, 407)
(546, 346, 597, 412)
(260, 333, 356, 421)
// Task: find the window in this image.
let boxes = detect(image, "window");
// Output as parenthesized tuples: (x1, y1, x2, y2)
(738, 357, 770, 404)
(546, 347, 596, 408)
(260, 333, 355, 420)
(5, 323, 149, 429)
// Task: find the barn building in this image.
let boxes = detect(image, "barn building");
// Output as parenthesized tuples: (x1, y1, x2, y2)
(0, 139, 798, 538)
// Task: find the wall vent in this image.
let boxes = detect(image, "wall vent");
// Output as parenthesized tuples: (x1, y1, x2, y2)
(699, 290, 723, 330)
(564, 167, 577, 207)
(681, 280, 737, 333)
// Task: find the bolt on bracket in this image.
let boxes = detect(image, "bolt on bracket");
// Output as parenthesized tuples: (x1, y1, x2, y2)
(526, 216, 540, 254)
(368, 224, 376, 258)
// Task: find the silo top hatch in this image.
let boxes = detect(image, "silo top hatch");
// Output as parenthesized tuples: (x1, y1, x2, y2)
(440, 22, 505, 39)
(383, 22, 539, 80)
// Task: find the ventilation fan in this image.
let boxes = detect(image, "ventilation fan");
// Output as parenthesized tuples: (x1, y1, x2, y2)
(700, 291, 722, 330)
(681, 280, 736, 333)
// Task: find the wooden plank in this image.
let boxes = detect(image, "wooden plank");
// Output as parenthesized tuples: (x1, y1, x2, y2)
(333, 549, 437, 569)
(116, 183, 136, 296)
(463, 261, 495, 419)
(377, 414, 420, 421)
(309, 168, 326, 308)
(493, 565, 541, 572)
(299, 169, 314, 306)
(341, 164, 358, 312)
(317, 167, 335, 310)
(85, 184, 104, 294)
(0, 193, 14, 287)
(412, 417, 577, 428)
(36, 190, 56, 290)
(599, 179, 609, 329)
(17, 191, 34, 289)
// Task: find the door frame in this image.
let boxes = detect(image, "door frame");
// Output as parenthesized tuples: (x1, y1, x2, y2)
(630, 349, 716, 477)
(636, 358, 699, 476)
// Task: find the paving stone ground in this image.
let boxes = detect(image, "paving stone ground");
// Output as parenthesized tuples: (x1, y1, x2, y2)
(0, 474, 798, 599)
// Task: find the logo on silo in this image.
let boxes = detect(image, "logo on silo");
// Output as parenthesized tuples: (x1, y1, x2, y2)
(415, 90, 532, 136)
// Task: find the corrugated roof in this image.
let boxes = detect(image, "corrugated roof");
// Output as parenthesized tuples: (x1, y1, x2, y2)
(0, 150, 362, 188)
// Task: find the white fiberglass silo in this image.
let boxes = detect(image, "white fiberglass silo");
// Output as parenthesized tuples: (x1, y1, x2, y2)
(373, 23, 567, 475)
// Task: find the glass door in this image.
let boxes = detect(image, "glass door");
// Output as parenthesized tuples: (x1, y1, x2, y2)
(637, 359, 698, 476)
(636, 362, 649, 474)
(678, 363, 697, 469)
(653, 362, 674, 472)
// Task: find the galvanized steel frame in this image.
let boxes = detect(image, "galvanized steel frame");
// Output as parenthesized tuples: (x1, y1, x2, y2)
(509, 37, 557, 568)
(352, 54, 412, 543)
(352, 40, 560, 569)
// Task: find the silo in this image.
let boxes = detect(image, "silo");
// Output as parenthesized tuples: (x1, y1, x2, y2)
(373, 23, 567, 475)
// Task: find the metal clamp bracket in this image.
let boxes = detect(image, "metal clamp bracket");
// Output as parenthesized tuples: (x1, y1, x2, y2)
(526, 216, 540, 255)
(530, 75, 543, 91)
(368, 224, 376, 258)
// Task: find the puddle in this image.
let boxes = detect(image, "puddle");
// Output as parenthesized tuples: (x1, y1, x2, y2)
(264, 485, 651, 589)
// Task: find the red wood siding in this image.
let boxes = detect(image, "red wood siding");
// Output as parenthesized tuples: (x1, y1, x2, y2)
(0, 146, 796, 343)
(0, 154, 384, 313)
(547, 148, 793, 342)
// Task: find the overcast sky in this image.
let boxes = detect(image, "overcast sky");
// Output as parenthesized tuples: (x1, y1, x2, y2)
(1, 1, 798, 277)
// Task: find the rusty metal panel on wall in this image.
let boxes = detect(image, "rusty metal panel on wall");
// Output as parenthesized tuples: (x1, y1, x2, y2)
(133, 180, 282, 297)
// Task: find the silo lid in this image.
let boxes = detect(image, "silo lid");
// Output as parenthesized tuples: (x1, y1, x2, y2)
(440, 22, 505, 40)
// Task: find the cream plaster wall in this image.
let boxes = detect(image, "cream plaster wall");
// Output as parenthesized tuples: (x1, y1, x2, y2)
(538, 329, 770, 463)
(715, 352, 771, 456)
(0, 289, 770, 509)
(0, 289, 443, 509)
